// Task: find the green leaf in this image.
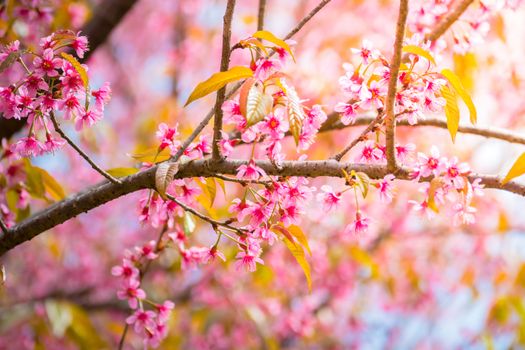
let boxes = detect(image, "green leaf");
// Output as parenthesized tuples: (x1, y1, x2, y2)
(184, 66, 254, 106)
(441, 85, 460, 143)
(252, 30, 295, 61)
(402, 45, 436, 65)
(61, 52, 89, 90)
(106, 167, 139, 178)
(502, 152, 525, 184)
(183, 211, 196, 235)
(287, 225, 311, 256)
(441, 68, 477, 124)
(282, 235, 312, 292)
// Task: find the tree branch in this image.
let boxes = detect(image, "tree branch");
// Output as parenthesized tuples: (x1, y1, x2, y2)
(425, 0, 475, 43)
(2, 158, 525, 256)
(212, 0, 237, 161)
(50, 113, 121, 184)
(385, 0, 409, 173)
(332, 111, 384, 161)
(324, 116, 525, 146)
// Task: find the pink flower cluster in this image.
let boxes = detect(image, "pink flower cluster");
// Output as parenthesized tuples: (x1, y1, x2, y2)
(335, 38, 447, 127)
(112, 241, 175, 348)
(409, 146, 484, 224)
(0, 31, 111, 158)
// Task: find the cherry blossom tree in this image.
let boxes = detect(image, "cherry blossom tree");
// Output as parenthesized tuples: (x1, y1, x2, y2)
(1, 0, 525, 348)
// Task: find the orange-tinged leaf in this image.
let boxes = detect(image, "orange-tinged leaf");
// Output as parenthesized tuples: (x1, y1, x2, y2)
(402, 45, 436, 65)
(441, 85, 459, 143)
(280, 79, 304, 146)
(184, 66, 253, 106)
(240, 79, 273, 126)
(282, 235, 312, 292)
(60, 52, 88, 89)
(287, 225, 311, 256)
(441, 68, 477, 124)
(252, 30, 295, 61)
(502, 152, 525, 184)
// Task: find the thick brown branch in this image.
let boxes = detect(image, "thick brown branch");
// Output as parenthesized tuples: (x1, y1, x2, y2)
(2, 158, 525, 256)
(385, 0, 409, 173)
(212, 0, 237, 160)
(425, 0, 475, 42)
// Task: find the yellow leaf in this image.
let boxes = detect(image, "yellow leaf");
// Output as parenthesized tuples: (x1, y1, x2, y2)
(349, 246, 380, 279)
(205, 177, 217, 207)
(502, 152, 525, 184)
(287, 225, 311, 256)
(184, 66, 254, 106)
(441, 85, 459, 143)
(441, 68, 477, 124)
(282, 235, 312, 292)
(498, 211, 509, 233)
(402, 45, 436, 65)
(60, 52, 88, 90)
(215, 177, 226, 197)
(427, 177, 444, 213)
(129, 147, 171, 163)
(106, 167, 139, 178)
(33, 166, 66, 201)
(252, 30, 295, 61)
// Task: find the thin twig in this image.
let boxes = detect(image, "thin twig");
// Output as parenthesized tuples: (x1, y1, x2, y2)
(0, 218, 8, 235)
(425, 0, 475, 42)
(323, 116, 525, 146)
(385, 0, 409, 173)
(257, 0, 267, 31)
(332, 111, 384, 161)
(118, 226, 168, 350)
(283, 0, 333, 41)
(212, 0, 237, 161)
(165, 193, 244, 235)
(49, 113, 121, 184)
